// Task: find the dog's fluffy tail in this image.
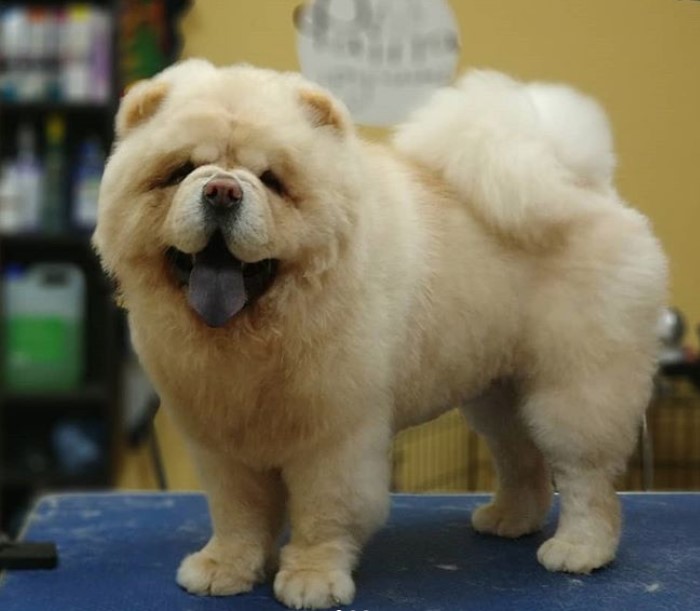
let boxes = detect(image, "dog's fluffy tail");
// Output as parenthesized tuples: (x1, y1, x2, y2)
(393, 70, 618, 247)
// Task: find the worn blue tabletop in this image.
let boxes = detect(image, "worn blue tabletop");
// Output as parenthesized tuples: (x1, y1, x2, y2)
(0, 492, 698, 610)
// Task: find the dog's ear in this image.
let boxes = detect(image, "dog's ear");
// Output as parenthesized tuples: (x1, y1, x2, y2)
(299, 88, 350, 132)
(115, 79, 170, 138)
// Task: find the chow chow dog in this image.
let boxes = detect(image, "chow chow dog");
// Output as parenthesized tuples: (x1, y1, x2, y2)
(94, 59, 667, 609)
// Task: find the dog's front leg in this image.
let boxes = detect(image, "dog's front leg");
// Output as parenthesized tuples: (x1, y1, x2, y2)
(176, 443, 285, 596)
(274, 420, 391, 609)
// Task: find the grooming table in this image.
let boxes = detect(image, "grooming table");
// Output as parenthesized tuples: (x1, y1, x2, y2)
(1, 492, 698, 610)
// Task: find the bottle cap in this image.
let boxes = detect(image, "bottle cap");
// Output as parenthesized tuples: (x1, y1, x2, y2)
(46, 115, 65, 144)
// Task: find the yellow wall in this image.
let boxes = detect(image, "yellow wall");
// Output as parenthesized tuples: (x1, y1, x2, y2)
(182, 1, 700, 338)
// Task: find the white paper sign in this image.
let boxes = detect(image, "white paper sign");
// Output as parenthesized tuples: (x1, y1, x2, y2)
(295, 0, 460, 126)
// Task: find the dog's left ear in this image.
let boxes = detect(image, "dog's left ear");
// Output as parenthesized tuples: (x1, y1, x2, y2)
(299, 88, 350, 132)
(115, 79, 170, 138)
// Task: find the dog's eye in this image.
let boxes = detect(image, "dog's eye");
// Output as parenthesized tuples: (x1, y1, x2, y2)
(260, 170, 286, 196)
(162, 161, 196, 187)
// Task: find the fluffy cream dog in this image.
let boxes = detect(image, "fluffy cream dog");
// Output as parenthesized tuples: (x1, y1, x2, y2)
(94, 59, 667, 609)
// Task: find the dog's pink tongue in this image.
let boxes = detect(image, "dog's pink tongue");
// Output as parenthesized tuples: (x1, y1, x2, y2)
(187, 235, 246, 328)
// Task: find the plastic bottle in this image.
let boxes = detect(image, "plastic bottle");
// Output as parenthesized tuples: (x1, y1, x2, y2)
(0, 7, 27, 101)
(2, 263, 85, 392)
(72, 137, 104, 230)
(25, 8, 48, 100)
(52, 419, 104, 475)
(14, 124, 44, 231)
(61, 5, 92, 102)
(0, 162, 22, 232)
(89, 8, 111, 102)
(41, 114, 66, 233)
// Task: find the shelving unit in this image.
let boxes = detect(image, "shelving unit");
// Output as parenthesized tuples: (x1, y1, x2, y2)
(0, 0, 192, 531)
(0, 0, 122, 532)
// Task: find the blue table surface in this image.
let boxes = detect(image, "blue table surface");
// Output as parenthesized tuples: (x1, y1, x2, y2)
(1, 492, 699, 610)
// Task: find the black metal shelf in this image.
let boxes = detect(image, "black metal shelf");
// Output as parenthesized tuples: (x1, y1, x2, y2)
(4, 387, 110, 412)
(0, 231, 92, 247)
(0, 100, 114, 114)
(1, 468, 109, 489)
(0, 0, 192, 532)
(0, 208, 122, 518)
(8, 0, 113, 5)
(0, 232, 112, 298)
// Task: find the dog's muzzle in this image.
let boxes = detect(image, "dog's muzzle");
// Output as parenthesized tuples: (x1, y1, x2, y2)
(167, 230, 278, 329)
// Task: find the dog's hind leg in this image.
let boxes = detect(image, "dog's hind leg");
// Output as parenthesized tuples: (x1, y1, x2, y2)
(461, 382, 552, 538)
(521, 358, 653, 574)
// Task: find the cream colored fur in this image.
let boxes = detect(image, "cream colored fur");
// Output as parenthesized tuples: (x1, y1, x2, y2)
(94, 59, 667, 609)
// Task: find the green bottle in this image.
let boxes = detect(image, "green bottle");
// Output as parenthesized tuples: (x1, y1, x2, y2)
(3, 263, 85, 392)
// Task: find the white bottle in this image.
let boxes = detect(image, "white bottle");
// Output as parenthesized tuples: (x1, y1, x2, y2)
(15, 125, 44, 231)
(72, 137, 104, 230)
(0, 162, 22, 232)
(60, 5, 92, 102)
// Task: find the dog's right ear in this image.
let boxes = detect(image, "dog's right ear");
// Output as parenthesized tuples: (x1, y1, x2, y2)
(115, 79, 170, 138)
(299, 88, 350, 133)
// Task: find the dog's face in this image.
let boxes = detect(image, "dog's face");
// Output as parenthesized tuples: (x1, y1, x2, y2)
(94, 59, 362, 327)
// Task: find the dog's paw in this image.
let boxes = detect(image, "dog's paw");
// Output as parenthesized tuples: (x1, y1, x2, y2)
(471, 500, 546, 538)
(274, 568, 355, 610)
(176, 549, 260, 596)
(537, 537, 615, 574)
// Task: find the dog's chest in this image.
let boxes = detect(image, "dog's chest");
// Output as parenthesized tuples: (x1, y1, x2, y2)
(143, 338, 339, 465)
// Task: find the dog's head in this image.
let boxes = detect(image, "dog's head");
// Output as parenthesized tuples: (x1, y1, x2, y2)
(94, 59, 362, 328)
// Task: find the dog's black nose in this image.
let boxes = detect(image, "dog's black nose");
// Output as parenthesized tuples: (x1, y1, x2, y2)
(203, 177, 243, 210)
